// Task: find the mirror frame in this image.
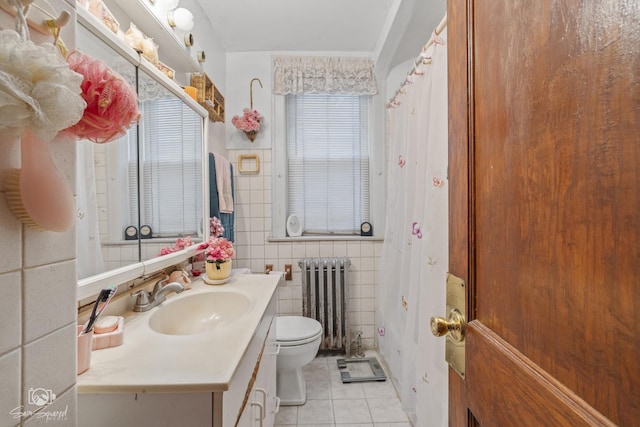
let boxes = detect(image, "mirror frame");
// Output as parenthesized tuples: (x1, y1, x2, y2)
(76, 8, 209, 301)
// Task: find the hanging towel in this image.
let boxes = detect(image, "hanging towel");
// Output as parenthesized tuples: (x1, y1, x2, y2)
(209, 153, 235, 242)
(214, 153, 234, 213)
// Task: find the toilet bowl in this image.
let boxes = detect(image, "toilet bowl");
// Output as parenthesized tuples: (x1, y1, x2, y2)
(276, 316, 323, 406)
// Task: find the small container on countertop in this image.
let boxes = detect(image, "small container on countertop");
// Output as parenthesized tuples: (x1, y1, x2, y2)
(77, 326, 93, 375)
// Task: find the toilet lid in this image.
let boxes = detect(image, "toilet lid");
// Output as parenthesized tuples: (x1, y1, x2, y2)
(277, 316, 323, 342)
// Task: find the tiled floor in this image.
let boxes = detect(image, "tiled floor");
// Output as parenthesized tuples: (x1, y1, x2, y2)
(275, 353, 411, 426)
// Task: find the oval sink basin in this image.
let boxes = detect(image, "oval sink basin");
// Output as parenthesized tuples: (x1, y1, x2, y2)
(149, 291, 253, 335)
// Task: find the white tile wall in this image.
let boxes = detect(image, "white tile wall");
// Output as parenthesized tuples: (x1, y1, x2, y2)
(0, 163, 78, 427)
(228, 148, 382, 350)
(0, 272, 21, 355)
(22, 325, 77, 411)
(0, 5, 79, 425)
(0, 198, 22, 273)
(0, 182, 78, 427)
(0, 349, 20, 427)
(23, 261, 77, 343)
(23, 225, 75, 269)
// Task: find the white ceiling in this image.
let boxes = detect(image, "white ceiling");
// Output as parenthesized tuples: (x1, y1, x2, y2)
(194, 0, 447, 72)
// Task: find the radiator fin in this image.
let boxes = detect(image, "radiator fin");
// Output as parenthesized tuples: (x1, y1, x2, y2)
(299, 257, 351, 356)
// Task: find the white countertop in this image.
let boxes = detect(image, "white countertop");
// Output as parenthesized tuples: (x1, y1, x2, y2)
(77, 274, 280, 394)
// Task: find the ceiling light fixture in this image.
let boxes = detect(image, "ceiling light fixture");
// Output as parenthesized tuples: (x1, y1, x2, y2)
(167, 8, 194, 32)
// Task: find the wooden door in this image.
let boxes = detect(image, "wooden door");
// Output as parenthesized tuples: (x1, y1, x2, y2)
(447, 0, 640, 425)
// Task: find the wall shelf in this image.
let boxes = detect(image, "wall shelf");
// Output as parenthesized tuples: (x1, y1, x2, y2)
(191, 72, 225, 123)
(77, 6, 140, 67)
(107, 0, 200, 73)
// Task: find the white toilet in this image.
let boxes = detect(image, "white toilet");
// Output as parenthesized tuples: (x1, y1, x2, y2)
(276, 316, 323, 406)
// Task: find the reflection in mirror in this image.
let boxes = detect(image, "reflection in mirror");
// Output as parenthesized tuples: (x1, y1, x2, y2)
(137, 70, 204, 262)
(76, 24, 139, 279)
(75, 23, 206, 285)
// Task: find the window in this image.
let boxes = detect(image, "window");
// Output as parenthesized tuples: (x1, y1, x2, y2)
(125, 97, 203, 238)
(286, 93, 370, 234)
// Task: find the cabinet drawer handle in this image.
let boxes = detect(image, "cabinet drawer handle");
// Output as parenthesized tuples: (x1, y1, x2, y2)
(273, 396, 281, 414)
(256, 387, 267, 411)
(250, 401, 264, 426)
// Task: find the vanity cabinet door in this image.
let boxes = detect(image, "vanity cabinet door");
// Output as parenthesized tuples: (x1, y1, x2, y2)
(242, 313, 278, 427)
(236, 321, 277, 427)
(78, 392, 213, 426)
(253, 318, 278, 427)
(219, 295, 277, 427)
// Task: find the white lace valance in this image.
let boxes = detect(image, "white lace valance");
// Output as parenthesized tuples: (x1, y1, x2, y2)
(273, 56, 377, 95)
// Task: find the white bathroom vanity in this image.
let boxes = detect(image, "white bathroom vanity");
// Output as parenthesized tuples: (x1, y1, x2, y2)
(78, 274, 281, 427)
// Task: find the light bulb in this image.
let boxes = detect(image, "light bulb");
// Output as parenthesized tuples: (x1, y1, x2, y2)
(168, 8, 194, 32)
(163, 0, 180, 10)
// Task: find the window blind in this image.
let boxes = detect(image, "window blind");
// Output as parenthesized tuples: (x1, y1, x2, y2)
(286, 94, 370, 234)
(127, 98, 202, 237)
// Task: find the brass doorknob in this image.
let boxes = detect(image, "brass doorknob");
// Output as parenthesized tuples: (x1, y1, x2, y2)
(430, 308, 466, 342)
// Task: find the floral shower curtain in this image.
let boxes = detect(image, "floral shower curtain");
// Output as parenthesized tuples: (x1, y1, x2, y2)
(76, 141, 104, 279)
(377, 28, 448, 426)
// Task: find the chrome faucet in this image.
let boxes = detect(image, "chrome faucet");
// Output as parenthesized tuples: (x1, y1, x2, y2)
(132, 276, 185, 312)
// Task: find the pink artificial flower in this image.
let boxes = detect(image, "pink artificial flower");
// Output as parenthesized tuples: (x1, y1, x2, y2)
(210, 217, 225, 237)
(198, 236, 235, 262)
(158, 247, 175, 256)
(232, 108, 264, 132)
(157, 236, 193, 257)
(174, 236, 193, 250)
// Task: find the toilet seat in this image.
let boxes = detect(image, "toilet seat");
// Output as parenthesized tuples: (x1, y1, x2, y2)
(277, 316, 322, 346)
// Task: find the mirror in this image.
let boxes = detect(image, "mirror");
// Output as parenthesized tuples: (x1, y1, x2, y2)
(136, 68, 205, 262)
(75, 23, 139, 280)
(76, 22, 206, 283)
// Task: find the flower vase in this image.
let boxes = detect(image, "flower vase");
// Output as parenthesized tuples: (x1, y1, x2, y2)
(204, 260, 232, 285)
(244, 130, 257, 142)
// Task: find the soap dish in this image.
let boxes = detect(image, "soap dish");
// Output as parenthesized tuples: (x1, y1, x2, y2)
(92, 316, 124, 350)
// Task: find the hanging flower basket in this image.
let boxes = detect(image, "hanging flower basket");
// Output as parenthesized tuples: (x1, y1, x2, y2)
(231, 108, 263, 143)
(243, 130, 257, 142)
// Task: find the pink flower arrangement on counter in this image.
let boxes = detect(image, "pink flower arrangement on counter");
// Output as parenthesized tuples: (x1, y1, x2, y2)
(231, 108, 264, 132)
(197, 237, 235, 264)
(197, 217, 234, 265)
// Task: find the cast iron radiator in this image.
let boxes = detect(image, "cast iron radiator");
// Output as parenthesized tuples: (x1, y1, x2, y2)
(299, 257, 351, 355)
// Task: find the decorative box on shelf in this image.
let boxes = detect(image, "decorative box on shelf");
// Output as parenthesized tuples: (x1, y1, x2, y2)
(157, 61, 175, 80)
(88, 0, 119, 34)
(190, 72, 225, 123)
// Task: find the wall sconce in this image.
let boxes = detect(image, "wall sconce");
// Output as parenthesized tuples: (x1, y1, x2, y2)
(184, 33, 194, 47)
(197, 51, 206, 63)
(167, 8, 194, 31)
(149, 0, 179, 9)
